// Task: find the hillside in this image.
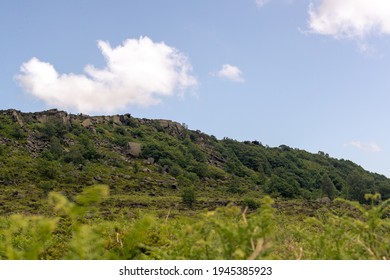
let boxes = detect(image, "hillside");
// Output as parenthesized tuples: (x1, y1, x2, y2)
(1, 108, 390, 260)
(0, 108, 389, 215)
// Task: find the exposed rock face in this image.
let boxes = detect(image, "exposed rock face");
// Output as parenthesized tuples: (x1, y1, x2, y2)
(12, 110, 24, 126)
(2, 109, 25, 126)
(81, 119, 93, 128)
(3, 109, 183, 136)
(158, 120, 170, 128)
(150, 119, 186, 137)
(112, 115, 122, 125)
(126, 142, 142, 157)
(157, 120, 184, 133)
(33, 109, 71, 126)
(70, 113, 135, 128)
(26, 132, 49, 154)
(0, 109, 192, 158)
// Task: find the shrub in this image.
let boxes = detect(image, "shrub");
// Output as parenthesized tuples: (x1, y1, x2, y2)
(243, 197, 260, 210)
(11, 126, 25, 140)
(36, 159, 60, 180)
(38, 181, 57, 195)
(38, 117, 68, 140)
(181, 187, 196, 208)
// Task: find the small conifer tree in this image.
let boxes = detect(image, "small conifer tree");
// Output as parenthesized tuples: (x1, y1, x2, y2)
(321, 174, 337, 200)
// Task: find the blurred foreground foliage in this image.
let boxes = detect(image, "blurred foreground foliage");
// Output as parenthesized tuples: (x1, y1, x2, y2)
(0, 186, 388, 260)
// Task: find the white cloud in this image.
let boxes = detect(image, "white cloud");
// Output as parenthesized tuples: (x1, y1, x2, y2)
(16, 37, 197, 114)
(255, 0, 270, 8)
(344, 141, 383, 153)
(308, 0, 390, 39)
(216, 64, 245, 83)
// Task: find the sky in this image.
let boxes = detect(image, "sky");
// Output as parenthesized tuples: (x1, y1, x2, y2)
(1, 0, 390, 177)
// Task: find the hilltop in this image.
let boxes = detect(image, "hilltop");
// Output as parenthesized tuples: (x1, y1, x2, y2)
(0, 108, 389, 215)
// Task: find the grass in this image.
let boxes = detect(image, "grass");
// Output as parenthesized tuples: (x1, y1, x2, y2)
(0, 184, 388, 260)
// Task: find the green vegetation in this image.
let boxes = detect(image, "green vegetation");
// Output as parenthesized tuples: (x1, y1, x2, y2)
(0, 109, 389, 259)
(0, 186, 388, 259)
(181, 187, 196, 208)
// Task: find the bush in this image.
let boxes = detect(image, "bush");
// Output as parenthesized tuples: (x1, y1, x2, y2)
(169, 165, 182, 177)
(64, 146, 85, 164)
(37, 181, 57, 195)
(243, 197, 260, 210)
(226, 177, 246, 194)
(64, 136, 101, 164)
(38, 117, 69, 140)
(181, 187, 196, 208)
(36, 159, 60, 180)
(11, 126, 25, 140)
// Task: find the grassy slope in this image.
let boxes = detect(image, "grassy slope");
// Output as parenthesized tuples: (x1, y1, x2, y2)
(0, 109, 389, 259)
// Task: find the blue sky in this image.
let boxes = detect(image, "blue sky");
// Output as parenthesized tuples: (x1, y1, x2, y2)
(1, 0, 390, 177)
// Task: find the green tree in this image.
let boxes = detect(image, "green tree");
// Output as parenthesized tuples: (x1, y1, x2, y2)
(346, 171, 374, 203)
(266, 175, 298, 198)
(321, 174, 337, 200)
(49, 136, 64, 159)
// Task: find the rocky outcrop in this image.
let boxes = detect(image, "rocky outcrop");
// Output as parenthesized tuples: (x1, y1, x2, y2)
(81, 118, 93, 128)
(126, 142, 142, 157)
(33, 109, 71, 126)
(2, 109, 25, 126)
(26, 132, 50, 154)
(112, 115, 122, 125)
(157, 119, 184, 136)
(1, 109, 186, 137)
(11, 110, 24, 126)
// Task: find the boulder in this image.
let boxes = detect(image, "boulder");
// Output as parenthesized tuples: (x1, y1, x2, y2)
(158, 120, 170, 128)
(112, 115, 122, 125)
(81, 118, 93, 128)
(126, 142, 141, 157)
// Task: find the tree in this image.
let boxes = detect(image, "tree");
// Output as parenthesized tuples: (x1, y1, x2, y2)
(321, 174, 337, 200)
(346, 171, 375, 203)
(266, 175, 298, 198)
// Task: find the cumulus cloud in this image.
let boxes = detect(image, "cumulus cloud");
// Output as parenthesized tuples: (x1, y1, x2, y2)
(215, 64, 245, 82)
(16, 37, 197, 114)
(255, 0, 270, 8)
(308, 0, 390, 39)
(344, 141, 383, 153)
